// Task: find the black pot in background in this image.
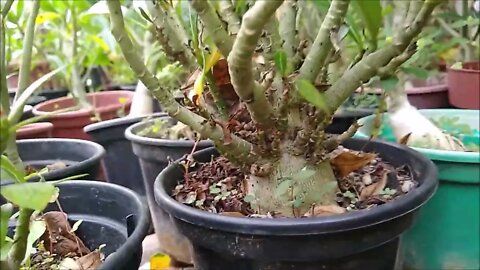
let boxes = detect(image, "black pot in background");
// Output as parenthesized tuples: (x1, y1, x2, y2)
(125, 116, 212, 263)
(84, 113, 166, 194)
(16, 138, 105, 182)
(2, 180, 150, 270)
(154, 139, 438, 270)
(39, 87, 69, 101)
(327, 108, 375, 134)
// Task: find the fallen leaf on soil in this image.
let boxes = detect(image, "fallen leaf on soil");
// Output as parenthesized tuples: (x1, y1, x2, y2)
(41, 211, 90, 256)
(360, 171, 388, 200)
(399, 132, 412, 145)
(58, 251, 102, 270)
(76, 251, 103, 269)
(303, 205, 346, 217)
(220, 211, 245, 217)
(331, 150, 377, 177)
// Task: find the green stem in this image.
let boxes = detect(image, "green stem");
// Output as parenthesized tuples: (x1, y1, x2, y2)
(218, 0, 241, 35)
(70, 2, 89, 108)
(1, 8, 9, 114)
(190, 0, 234, 57)
(299, 0, 350, 82)
(8, 208, 34, 269)
(147, 1, 196, 69)
(205, 71, 229, 119)
(227, 0, 282, 129)
(107, 0, 257, 167)
(324, 0, 439, 112)
(13, 0, 40, 101)
(1, 0, 14, 17)
(278, 0, 298, 60)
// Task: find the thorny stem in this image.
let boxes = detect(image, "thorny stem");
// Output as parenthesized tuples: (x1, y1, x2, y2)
(107, 0, 257, 167)
(324, 0, 440, 112)
(278, 0, 298, 61)
(218, 0, 241, 35)
(190, 0, 234, 58)
(228, 0, 282, 130)
(299, 0, 350, 82)
(8, 208, 34, 269)
(147, 1, 196, 69)
(13, 0, 39, 101)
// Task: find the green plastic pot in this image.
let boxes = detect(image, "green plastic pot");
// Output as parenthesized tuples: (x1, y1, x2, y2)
(355, 109, 480, 270)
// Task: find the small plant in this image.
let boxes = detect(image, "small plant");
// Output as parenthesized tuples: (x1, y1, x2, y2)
(107, 0, 442, 217)
(1, 2, 99, 269)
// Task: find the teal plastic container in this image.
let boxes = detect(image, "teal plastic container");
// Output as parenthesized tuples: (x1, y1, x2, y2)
(355, 109, 480, 270)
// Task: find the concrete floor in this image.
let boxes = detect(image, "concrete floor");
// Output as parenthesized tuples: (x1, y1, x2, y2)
(139, 234, 194, 270)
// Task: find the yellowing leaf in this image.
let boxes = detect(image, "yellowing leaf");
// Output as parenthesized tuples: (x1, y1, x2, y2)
(205, 48, 222, 71)
(150, 253, 171, 270)
(35, 12, 60, 24)
(193, 72, 206, 96)
(90, 35, 110, 52)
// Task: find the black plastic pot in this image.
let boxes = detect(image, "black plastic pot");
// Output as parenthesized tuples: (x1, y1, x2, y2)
(84, 113, 166, 194)
(125, 116, 212, 263)
(154, 138, 438, 270)
(2, 180, 150, 270)
(39, 87, 69, 100)
(16, 138, 105, 181)
(327, 108, 374, 134)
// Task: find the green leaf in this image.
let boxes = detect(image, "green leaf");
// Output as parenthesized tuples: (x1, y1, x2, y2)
(209, 186, 221, 194)
(1, 182, 55, 211)
(274, 50, 289, 77)
(296, 79, 329, 113)
(138, 7, 153, 23)
(0, 117, 10, 153)
(243, 194, 255, 203)
(23, 220, 46, 265)
(292, 167, 316, 182)
(1, 155, 24, 183)
(275, 179, 293, 197)
(351, 0, 382, 49)
(401, 67, 430, 80)
(292, 197, 304, 208)
(0, 203, 13, 250)
(70, 219, 83, 233)
(380, 76, 399, 92)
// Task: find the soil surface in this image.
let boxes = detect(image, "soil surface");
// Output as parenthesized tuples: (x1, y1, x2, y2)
(173, 146, 416, 218)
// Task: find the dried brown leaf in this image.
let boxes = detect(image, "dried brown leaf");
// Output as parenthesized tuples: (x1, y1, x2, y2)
(41, 211, 90, 256)
(303, 205, 346, 217)
(360, 171, 388, 200)
(331, 150, 377, 177)
(76, 251, 103, 269)
(399, 132, 412, 145)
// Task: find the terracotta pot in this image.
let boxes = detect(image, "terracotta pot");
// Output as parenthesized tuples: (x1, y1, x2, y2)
(447, 61, 480, 109)
(368, 75, 449, 109)
(32, 90, 133, 140)
(16, 122, 53, 140)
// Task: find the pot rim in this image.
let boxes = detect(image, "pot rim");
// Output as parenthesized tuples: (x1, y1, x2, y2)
(32, 91, 133, 119)
(15, 138, 106, 180)
(154, 138, 438, 236)
(356, 109, 480, 164)
(125, 115, 212, 147)
(83, 112, 167, 133)
(17, 122, 53, 132)
(447, 61, 480, 74)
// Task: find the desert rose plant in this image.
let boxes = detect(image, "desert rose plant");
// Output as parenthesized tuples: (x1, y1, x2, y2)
(107, 0, 442, 216)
